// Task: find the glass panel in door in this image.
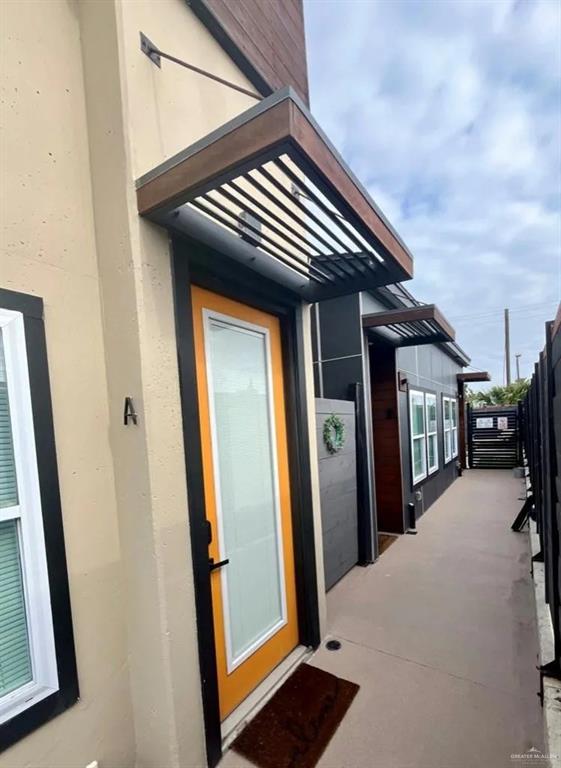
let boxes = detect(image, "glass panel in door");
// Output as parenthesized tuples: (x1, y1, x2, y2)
(206, 316, 285, 668)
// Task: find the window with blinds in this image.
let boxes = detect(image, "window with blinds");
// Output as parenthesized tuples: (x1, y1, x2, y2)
(409, 389, 442, 485)
(0, 310, 58, 726)
(409, 389, 427, 484)
(425, 392, 439, 475)
(0, 335, 18, 509)
(0, 330, 33, 699)
(443, 396, 458, 464)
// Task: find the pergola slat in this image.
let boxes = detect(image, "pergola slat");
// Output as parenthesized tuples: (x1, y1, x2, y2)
(363, 304, 456, 347)
(136, 87, 414, 300)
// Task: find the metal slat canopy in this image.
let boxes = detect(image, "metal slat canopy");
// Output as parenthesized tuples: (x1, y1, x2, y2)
(136, 87, 414, 301)
(362, 304, 456, 347)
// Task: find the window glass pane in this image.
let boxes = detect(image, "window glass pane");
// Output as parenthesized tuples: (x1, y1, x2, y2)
(413, 436, 426, 478)
(445, 430, 452, 461)
(451, 400, 457, 427)
(411, 393, 425, 437)
(0, 519, 32, 697)
(443, 398, 451, 428)
(0, 331, 18, 509)
(426, 396, 437, 434)
(208, 319, 283, 663)
(452, 427, 458, 456)
(428, 434, 437, 469)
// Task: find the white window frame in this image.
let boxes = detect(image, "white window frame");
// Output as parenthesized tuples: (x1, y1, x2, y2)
(425, 392, 439, 475)
(0, 308, 58, 725)
(443, 396, 458, 464)
(409, 389, 427, 484)
(451, 398, 458, 458)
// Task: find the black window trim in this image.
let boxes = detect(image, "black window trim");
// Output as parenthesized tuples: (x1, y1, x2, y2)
(0, 287, 78, 752)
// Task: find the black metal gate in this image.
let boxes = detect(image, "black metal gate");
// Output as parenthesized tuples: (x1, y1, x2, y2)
(467, 405, 520, 468)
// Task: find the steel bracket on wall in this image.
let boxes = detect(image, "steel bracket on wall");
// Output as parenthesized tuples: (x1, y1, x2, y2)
(140, 32, 161, 67)
(139, 32, 262, 100)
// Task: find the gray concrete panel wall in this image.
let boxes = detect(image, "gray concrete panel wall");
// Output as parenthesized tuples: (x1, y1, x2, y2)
(398, 344, 462, 523)
(316, 399, 358, 590)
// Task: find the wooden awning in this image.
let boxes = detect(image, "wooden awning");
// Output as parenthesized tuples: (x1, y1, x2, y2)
(362, 304, 455, 347)
(457, 371, 491, 383)
(136, 87, 414, 301)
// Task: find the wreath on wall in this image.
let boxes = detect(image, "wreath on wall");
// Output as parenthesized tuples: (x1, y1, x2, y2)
(323, 414, 345, 454)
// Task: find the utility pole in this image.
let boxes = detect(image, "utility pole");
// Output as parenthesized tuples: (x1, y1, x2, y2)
(515, 353, 521, 381)
(504, 308, 511, 385)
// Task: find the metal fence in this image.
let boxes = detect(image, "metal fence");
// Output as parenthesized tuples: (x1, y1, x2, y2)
(467, 405, 520, 469)
(519, 308, 561, 676)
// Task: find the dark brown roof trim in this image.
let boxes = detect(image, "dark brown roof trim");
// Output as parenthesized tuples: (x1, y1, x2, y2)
(362, 304, 455, 347)
(457, 371, 491, 383)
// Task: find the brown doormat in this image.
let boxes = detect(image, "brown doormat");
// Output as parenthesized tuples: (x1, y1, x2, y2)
(231, 663, 359, 768)
(378, 533, 398, 555)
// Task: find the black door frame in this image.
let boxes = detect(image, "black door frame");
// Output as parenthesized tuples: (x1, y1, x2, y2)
(170, 236, 321, 768)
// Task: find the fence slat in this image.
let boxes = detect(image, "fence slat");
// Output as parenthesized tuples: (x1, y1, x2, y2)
(522, 316, 561, 666)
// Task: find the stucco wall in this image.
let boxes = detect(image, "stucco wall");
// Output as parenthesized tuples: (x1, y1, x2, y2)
(76, 1, 235, 765)
(1, 1, 135, 766)
(2, 1, 324, 765)
(119, 0, 257, 178)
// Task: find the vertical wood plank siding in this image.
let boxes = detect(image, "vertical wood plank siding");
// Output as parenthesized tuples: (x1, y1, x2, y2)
(189, 0, 309, 103)
(370, 345, 404, 534)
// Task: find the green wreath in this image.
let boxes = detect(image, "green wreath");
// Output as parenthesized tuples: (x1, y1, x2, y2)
(323, 413, 345, 454)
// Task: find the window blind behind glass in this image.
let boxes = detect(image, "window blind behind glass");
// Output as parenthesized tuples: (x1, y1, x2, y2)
(0, 519, 33, 696)
(0, 329, 33, 698)
(0, 331, 18, 509)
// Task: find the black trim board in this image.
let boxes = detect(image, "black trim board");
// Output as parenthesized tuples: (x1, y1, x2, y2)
(281, 304, 321, 647)
(0, 286, 43, 319)
(352, 381, 376, 565)
(170, 256, 222, 768)
(170, 236, 320, 768)
(0, 287, 78, 753)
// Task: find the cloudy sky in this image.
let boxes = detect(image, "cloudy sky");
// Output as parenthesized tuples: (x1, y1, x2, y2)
(304, 0, 560, 384)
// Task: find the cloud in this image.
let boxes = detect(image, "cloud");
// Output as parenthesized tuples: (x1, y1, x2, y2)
(304, 0, 561, 382)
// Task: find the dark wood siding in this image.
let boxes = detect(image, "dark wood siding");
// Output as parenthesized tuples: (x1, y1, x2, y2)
(370, 344, 404, 534)
(189, 0, 309, 103)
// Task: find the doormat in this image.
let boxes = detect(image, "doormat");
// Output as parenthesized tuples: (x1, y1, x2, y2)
(378, 533, 398, 555)
(231, 663, 359, 768)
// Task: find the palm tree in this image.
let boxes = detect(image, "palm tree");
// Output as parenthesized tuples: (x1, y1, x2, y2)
(467, 380, 529, 406)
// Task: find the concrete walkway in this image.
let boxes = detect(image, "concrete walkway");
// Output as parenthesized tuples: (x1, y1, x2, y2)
(222, 470, 545, 768)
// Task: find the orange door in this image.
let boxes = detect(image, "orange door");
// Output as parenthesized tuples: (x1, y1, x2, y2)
(192, 286, 299, 720)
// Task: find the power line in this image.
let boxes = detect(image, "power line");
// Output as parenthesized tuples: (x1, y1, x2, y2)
(449, 300, 558, 322)
(453, 308, 557, 326)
